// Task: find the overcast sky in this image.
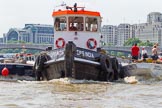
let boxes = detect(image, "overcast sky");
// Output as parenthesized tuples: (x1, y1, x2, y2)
(1, 0, 162, 36)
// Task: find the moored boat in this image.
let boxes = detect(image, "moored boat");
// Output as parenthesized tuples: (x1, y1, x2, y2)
(0, 63, 35, 81)
(0, 53, 36, 81)
(120, 62, 162, 80)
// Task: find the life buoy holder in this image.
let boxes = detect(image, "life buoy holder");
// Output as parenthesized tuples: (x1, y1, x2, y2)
(86, 38, 97, 49)
(55, 38, 65, 48)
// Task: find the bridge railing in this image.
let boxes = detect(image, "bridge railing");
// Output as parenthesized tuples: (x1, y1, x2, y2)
(103, 46, 156, 55)
(0, 43, 54, 50)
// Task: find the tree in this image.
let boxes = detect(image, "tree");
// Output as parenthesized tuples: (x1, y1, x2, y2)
(124, 38, 141, 46)
(124, 38, 154, 47)
(7, 40, 26, 44)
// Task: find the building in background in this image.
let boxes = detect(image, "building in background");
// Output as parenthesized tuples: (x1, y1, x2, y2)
(101, 25, 118, 46)
(135, 12, 162, 48)
(1, 12, 162, 48)
(2, 24, 54, 45)
(147, 12, 162, 23)
(101, 12, 162, 48)
(102, 24, 135, 46)
(117, 23, 135, 46)
(0, 38, 3, 43)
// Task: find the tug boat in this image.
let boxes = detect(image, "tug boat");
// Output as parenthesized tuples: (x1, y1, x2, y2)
(34, 3, 121, 81)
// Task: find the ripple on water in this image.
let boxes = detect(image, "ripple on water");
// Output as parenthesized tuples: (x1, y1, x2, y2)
(0, 78, 162, 108)
(1, 104, 21, 108)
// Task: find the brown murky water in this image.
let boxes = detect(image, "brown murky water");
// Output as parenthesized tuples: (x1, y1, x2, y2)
(0, 78, 162, 108)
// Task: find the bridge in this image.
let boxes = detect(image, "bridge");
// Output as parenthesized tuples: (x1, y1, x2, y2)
(103, 46, 156, 57)
(0, 43, 159, 57)
(0, 43, 54, 51)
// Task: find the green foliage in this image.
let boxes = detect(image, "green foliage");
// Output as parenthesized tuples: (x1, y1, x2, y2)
(0, 49, 41, 54)
(100, 40, 106, 46)
(117, 52, 124, 57)
(124, 38, 154, 47)
(7, 40, 30, 44)
(7, 40, 18, 43)
(138, 40, 153, 46)
(124, 38, 141, 46)
(110, 51, 115, 56)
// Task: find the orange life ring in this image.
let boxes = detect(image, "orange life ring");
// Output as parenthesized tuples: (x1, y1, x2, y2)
(55, 38, 65, 48)
(86, 38, 97, 49)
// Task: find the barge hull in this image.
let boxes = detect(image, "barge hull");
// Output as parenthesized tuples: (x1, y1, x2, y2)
(44, 42, 117, 81)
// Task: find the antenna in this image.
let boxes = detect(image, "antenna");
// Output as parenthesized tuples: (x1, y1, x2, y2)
(74, 3, 77, 12)
(60, 1, 66, 6)
(54, 1, 67, 11)
(55, 1, 66, 8)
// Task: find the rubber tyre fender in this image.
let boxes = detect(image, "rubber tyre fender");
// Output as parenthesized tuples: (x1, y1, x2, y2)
(100, 55, 112, 72)
(118, 64, 125, 78)
(100, 55, 114, 81)
(34, 54, 50, 81)
(110, 57, 120, 80)
(107, 69, 114, 82)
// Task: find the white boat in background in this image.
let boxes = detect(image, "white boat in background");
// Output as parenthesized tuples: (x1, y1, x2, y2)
(14, 53, 36, 65)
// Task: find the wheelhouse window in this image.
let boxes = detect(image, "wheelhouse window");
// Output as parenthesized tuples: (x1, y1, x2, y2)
(68, 17, 84, 31)
(54, 17, 67, 31)
(86, 17, 98, 32)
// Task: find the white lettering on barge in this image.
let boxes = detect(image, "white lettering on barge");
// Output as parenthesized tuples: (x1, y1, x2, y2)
(76, 50, 94, 58)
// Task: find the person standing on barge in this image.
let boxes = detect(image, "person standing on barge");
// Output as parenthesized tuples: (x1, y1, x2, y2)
(131, 43, 140, 62)
(151, 45, 158, 63)
(141, 46, 148, 61)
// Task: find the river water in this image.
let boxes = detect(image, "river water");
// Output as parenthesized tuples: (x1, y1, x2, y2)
(0, 78, 162, 108)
